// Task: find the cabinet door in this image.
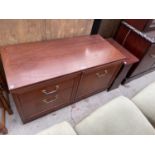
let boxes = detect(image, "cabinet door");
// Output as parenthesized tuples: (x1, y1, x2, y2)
(76, 62, 122, 100)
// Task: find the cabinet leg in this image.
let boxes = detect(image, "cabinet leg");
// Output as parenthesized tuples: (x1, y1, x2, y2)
(0, 93, 13, 115)
(0, 109, 8, 135)
(1, 127, 8, 134)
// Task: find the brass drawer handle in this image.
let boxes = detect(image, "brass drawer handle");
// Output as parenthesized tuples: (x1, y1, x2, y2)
(96, 70, 108, 78)
(42, 85, 59, 95)
(42, 95, 58, 104)
(150, 54, 155, 59)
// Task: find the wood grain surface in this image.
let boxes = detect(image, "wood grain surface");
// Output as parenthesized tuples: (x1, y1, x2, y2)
(1, 35, 125, 91)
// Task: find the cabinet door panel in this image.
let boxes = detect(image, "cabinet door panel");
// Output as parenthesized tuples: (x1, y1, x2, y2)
(76, 62, 122, 99)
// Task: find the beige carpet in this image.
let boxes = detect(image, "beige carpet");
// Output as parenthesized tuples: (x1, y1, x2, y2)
(6, 70, 155, 134)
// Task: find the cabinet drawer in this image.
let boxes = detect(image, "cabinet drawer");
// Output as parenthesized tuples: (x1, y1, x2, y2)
(21, 78, 74, 99)
(16, 87, 73, 121)
(13, 75, 75, 94)
(13, 75, 79, 122)
(76, 62, 122, 99)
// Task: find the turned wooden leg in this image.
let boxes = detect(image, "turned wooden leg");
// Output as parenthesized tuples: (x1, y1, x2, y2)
(1, 127, 8, 134)
(0, 109, 8, 135)
(0, 93, 13, 115)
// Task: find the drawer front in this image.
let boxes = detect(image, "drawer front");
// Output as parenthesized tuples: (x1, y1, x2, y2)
(76, 62, 122, 99)
(17, 87, 72, 119)
(18, 78, 74, 100)
(13, 75, 79, 122)
(13, 75, 75, 94)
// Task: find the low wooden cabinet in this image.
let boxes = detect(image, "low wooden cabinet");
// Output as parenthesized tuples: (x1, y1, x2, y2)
(0, 35, 125, 123)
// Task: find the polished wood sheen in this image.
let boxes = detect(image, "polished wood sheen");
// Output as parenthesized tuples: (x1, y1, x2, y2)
(1, 35, 125, 91)
(1, 35, 125, 123)
(107, 38, 138, 65)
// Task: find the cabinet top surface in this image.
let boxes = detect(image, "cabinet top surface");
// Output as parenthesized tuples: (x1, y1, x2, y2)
(1, 35, 125, 90)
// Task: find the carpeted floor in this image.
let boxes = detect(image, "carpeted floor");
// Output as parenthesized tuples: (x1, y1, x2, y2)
(6, 70, 155, 134)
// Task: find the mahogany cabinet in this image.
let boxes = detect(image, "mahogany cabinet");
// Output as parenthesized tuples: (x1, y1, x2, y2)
(0, 35, 125, 123)
(124, 19, 155, 32)
(115, 21, 155, 82)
